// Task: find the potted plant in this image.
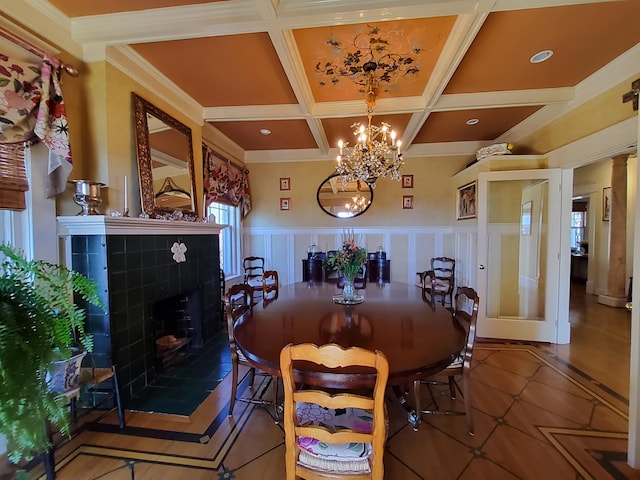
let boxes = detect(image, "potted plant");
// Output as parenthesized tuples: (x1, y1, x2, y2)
(0, 243, 104, 464)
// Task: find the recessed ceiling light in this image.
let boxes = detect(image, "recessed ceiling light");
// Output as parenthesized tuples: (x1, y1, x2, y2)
(530, 50, 553, 64)
(259, 128, 271, 136)
(466, 118, 479, 126)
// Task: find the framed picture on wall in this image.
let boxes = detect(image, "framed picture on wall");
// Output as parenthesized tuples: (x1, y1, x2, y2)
(603, 186, 611, 221)
(402, 174, 413, 188)
(457, 181, 477, 220)
(280, 197, 290, 210)
(280, 177, 290, 190)
(402, 195, 413, 209)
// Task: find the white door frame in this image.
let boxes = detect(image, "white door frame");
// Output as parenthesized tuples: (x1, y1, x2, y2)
(477, 168, 570, 344)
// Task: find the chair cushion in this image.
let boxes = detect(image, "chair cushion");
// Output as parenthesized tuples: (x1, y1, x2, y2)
(247, 278, 276, 288)
(433, 280, 451, 291)
(295, 403, 373, 473)
(247, 278, 264, 288)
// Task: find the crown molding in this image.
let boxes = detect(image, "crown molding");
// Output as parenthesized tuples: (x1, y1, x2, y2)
(202, 123, 246, 162)
(204, 104, 304, 122)
(4, 0, 81, 58)
(436, 88, 574, 111)
(244, 148, 327, 163)
(407, 140, 483, 158)
(546, 117, 637, 169)
(106, 46, 203, 125)
(71, 0, 264, 46)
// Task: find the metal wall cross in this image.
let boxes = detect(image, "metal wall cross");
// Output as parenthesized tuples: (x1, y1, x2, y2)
(622, 78, 640, 111)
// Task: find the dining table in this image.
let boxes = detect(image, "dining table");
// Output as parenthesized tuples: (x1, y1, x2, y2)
(233, 281, 466, 391)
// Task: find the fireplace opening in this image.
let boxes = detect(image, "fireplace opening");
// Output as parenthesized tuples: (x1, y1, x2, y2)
(152, 289, 203, 369)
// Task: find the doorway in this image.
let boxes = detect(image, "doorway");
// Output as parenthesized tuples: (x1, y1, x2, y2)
(570, 196, 589, 285)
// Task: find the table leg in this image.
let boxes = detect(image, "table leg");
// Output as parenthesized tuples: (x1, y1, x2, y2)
(392, 385, 421, 431)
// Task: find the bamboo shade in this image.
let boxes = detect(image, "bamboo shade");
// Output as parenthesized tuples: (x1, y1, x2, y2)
(0, 143, 29, 210)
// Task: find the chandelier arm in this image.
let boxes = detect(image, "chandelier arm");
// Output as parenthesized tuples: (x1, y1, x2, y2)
(335, 61, 403, 188)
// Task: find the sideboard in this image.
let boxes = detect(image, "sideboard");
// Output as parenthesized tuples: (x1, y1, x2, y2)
(302, 252, 390, 283)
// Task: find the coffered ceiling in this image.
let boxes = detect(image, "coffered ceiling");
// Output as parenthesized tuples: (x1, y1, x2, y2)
(19, 0, 640, 163)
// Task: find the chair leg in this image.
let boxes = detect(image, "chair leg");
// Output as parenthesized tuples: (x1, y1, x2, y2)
(411, 379, 422, 431)
(448, 377, 456, 399)
(463, 373, 474, 436)
(249, 367, 256, 387)
(229, 358, 238, 416)
(110, 366, 125, 428)
(272, 375, 280, 424)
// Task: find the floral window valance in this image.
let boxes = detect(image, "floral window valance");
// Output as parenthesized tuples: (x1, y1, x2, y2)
(203, 143, 251, 218)
(0, 52, 73, 208)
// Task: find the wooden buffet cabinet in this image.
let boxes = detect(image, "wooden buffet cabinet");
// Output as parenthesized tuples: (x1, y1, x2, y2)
(302, 252, 390, 283)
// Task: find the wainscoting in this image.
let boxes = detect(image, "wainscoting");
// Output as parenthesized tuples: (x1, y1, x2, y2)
(243, 225, 478, 288)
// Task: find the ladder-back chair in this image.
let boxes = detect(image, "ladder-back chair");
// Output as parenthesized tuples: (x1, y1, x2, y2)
(225, 283, 278, 419)
(280, 343, 389, 479)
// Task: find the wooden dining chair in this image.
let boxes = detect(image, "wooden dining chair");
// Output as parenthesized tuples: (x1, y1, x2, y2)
(243, 256, 265, 302)
(410, 286, 478, 434)
(225, 283, 279, 420)
(419, 257, 455, 309)
(262, 270, 279, 302)
(280, 343, 389, 479)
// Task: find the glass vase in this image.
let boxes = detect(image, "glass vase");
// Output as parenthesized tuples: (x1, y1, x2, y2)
(342, 276, 356, 300)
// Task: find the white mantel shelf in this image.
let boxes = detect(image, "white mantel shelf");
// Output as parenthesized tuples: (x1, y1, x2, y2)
(57, 215, 227, 236)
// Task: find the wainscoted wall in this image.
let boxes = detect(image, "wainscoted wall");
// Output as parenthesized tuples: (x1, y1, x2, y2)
(243, 225, 478, 290)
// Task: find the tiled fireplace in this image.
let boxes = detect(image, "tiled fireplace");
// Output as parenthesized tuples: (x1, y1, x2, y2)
(57, 216, 224, 405)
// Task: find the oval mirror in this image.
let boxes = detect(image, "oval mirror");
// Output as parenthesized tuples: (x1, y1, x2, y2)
(317, 174, 373, 218)
(133, 93, 197, 218)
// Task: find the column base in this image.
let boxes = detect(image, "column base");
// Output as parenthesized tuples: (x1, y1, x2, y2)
(597, 294, 628, 308)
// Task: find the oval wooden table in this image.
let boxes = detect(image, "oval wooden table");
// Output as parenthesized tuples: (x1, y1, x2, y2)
(234, 281, 465, 390)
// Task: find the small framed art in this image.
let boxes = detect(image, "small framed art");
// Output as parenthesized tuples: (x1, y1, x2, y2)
(603, 186, 611, 221)
(280, 177, 290, 190)
(402, 195, 413, 209)
(402, 174, 413, 188)
(457, 181, 477, 220)
(280, 197, 290, 210)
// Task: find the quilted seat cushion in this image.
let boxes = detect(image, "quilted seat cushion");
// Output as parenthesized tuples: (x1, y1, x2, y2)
(295, 402, 373, 473)
(433, 279, 451, 292)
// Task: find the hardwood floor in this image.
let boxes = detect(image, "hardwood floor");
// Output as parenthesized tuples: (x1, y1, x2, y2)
(541, 282, 632, 396)
(4, 283, 640, 479)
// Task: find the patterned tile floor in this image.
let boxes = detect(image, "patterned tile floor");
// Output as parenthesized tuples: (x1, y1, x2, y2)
(16, 342, 640, 480)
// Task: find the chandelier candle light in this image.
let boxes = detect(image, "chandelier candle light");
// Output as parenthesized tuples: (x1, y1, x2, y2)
(336, 61, 403, 188)
(345, 194, 370, 215)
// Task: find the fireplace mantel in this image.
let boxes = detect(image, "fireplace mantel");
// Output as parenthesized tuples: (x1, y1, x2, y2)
(57, 215, 227, 236)
(56, 214, 223, 405)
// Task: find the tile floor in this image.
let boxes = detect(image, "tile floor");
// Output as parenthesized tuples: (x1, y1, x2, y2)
(9, 284, 640, 479)
(13, 341, 639, 479)
(125, 334, 232, 416)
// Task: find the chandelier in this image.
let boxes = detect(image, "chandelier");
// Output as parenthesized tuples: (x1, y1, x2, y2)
(335, 61, 403, 188)
(345, 194, 370, 215)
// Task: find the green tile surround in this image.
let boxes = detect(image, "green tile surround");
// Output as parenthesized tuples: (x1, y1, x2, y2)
(69, 233, 221, 407)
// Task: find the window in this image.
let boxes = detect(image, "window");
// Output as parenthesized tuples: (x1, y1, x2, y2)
(570, 211, 587, 251)
(207, 202, 241, 278)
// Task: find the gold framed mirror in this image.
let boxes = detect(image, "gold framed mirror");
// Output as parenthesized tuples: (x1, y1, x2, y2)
(316, 174, 373, 218)
(132, 93, 197, 217)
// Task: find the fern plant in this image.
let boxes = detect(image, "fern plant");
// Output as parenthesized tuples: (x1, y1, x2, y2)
(0, 243, 105, 463)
